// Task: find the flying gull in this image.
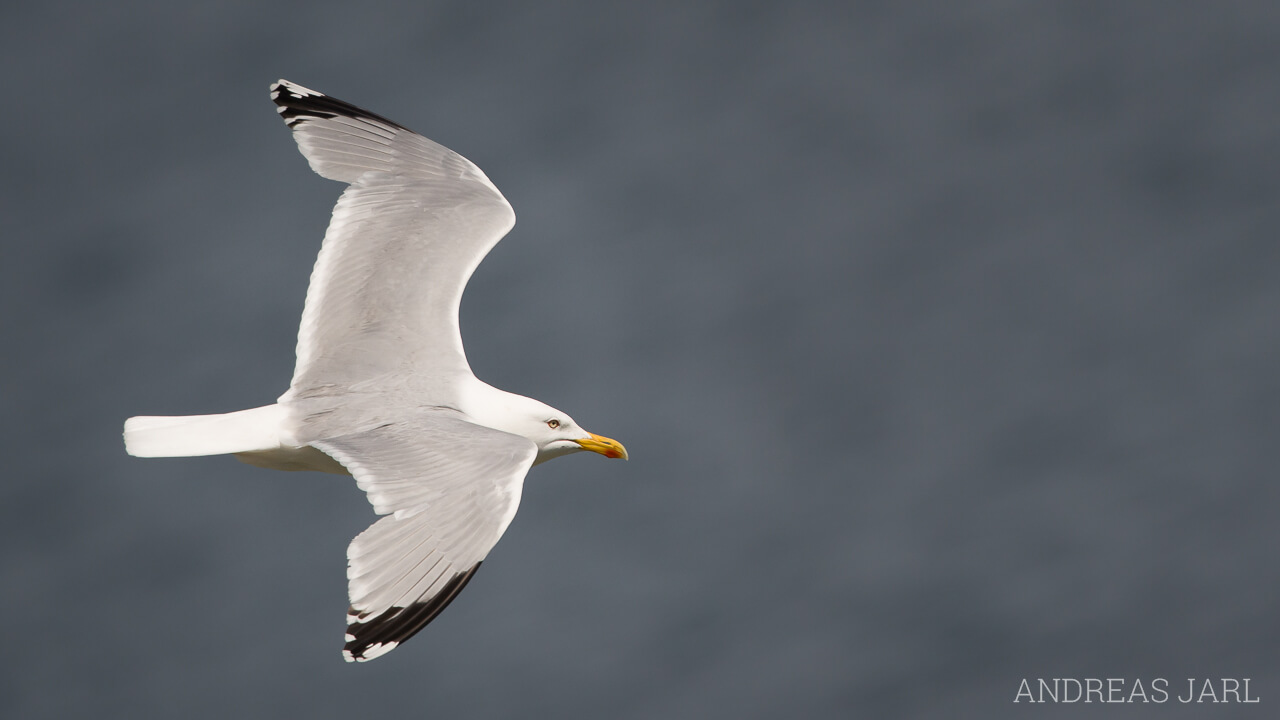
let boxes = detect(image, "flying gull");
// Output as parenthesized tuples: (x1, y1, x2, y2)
(123, 80, 627, 662)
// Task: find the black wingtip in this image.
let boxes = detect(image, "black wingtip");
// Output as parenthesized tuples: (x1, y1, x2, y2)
(342, 563, 482, 662)
(269, 79, 410, 132)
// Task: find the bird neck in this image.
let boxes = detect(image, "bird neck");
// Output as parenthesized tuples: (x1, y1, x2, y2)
(456, 380, 539, 439)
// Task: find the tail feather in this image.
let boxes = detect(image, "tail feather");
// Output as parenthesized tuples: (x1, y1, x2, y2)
(123, 405, 287, 458)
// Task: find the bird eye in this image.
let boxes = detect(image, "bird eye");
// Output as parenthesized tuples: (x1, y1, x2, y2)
(547, 419, 560, 429)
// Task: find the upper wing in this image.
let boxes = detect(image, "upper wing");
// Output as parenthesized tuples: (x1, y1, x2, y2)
(270, 80, 516, 402)
(311, 409, 537, 662)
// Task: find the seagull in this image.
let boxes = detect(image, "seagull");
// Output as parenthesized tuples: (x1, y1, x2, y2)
(123, 80, 627, 662)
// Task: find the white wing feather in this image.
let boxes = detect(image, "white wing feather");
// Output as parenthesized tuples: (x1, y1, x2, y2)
(270, 81, 535, 661)
(312, 409, 537, 662)
(269, 80, 516, 402)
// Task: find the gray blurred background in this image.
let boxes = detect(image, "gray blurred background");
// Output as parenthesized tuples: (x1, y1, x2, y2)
(3, 1, 1278, 718)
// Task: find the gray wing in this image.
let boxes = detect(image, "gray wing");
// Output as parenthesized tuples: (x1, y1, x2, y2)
(311, 409, 537, 662)
(270, 80, 516, 402)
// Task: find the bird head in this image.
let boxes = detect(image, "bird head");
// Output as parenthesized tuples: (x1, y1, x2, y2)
(502, 396, 628, 465)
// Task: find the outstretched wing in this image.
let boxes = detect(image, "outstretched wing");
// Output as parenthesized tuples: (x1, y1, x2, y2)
(312, 409, 537, 662)
(270, 80, 516, 402)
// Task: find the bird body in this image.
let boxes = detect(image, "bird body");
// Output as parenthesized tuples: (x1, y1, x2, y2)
(123, 80, 626, 662)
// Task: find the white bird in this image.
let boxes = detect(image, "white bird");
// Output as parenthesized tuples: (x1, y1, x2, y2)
(123, 80, 627, 662)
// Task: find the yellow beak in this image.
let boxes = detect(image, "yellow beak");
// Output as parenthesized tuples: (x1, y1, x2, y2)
(574, 432, 629, 460)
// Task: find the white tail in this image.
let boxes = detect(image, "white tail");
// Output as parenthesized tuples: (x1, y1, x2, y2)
(123, 405, 287, 458)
